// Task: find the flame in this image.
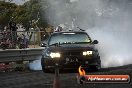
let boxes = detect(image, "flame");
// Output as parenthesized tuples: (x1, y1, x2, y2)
(78, 66, 86, 76)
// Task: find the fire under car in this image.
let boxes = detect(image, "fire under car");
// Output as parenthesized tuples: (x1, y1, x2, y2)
(41, 31, 101, 72)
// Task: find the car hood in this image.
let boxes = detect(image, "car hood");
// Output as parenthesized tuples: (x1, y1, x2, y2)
(47, 44, 95, 52)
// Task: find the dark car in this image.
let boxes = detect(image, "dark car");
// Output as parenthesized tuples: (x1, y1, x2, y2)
(41, 31, 101, 72)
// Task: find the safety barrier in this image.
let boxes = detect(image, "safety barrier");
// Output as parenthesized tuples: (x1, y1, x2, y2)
(0, 48, 44, 62)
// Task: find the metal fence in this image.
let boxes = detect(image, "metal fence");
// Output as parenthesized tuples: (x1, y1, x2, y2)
(0, 30, 47, 49)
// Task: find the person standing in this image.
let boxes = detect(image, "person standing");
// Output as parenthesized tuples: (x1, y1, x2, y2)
(9, 19, 17, 48)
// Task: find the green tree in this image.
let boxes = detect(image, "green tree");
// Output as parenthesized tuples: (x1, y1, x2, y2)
(0, 0, 49, 30)
(0, 1, 17, 28)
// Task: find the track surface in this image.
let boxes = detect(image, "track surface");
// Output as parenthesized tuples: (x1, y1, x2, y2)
(0, 64, 132, 88)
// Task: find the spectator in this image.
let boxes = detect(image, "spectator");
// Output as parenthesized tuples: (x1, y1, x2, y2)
(9, 20, 18, 48)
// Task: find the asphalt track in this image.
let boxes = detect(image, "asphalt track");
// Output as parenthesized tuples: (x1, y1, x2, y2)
(0, 64, 132, 88)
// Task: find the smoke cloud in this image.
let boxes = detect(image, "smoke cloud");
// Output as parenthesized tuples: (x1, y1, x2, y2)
(40, 0, 132, 68)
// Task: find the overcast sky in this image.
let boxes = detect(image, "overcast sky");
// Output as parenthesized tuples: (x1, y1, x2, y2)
(12, 0, 29, 5)
(0, 0, 29, 5)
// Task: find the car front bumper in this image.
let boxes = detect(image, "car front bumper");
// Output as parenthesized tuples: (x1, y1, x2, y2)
(42, 55, 100, 69)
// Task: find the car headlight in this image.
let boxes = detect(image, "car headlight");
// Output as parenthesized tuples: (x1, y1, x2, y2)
(83, 51, 93, 56)
(50, 52, 61, 58)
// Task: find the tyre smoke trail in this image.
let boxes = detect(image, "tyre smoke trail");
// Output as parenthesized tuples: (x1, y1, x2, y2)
(39, 0, 132, 68)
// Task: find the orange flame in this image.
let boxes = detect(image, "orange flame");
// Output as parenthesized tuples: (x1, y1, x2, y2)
(78, 66, 86, 76)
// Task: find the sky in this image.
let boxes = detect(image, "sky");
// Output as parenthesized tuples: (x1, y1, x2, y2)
(12, 0, 29, 5)
(0, 0, 29, 5)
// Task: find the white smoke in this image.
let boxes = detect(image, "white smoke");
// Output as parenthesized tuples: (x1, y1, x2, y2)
(88, 29, 132, 67)
(29, 58, 42, 70)
(40, 0, 132, 68)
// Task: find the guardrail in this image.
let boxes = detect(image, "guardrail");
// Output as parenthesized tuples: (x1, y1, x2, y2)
(0, 48, 44, 62)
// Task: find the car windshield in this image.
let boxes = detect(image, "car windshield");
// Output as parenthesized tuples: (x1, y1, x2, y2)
(48, 32, 92, 45)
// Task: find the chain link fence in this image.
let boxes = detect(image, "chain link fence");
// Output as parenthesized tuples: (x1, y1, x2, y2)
(0, 30, 47, 50)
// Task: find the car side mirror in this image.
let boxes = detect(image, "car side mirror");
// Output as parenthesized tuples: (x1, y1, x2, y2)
(41, 43, 47, 47)
(93, 40, 98, 44)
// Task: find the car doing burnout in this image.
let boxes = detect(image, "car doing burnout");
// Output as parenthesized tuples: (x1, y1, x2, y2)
(41, 31, 101, 72)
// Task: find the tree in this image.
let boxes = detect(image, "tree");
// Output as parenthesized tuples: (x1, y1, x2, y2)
(0, 0, 50, 30)
(0, 1, 17, 29)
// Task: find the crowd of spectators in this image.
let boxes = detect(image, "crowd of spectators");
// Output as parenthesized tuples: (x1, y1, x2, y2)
(0, 20, 29, 49)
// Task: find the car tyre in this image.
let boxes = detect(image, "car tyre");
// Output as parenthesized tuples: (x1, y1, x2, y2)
(41, 59, 50, 73)
(93, 64, 101, 71)
(41, 64, 51, 73)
